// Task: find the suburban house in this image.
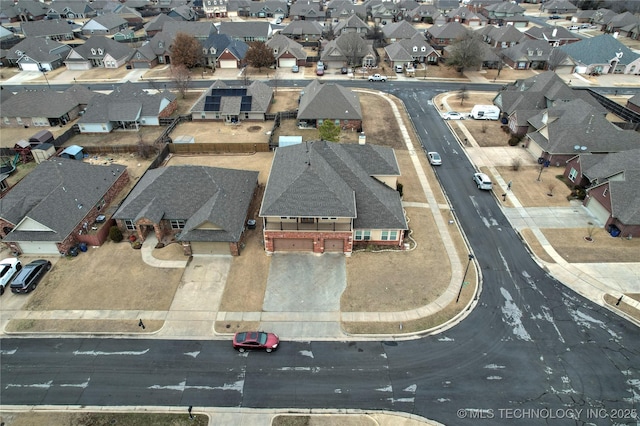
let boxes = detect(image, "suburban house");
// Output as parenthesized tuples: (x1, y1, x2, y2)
(476, 24, 523, 49)
(327, 1, 367, 23)
(0, 158, 129, 255)
(113, 165, 258, 256)
(321, 32, 377, 69)
(266, 33, 307, 68)
(627, 94, 640, 114)
(46, 1, 96, 19)
(443, 6, 486, 27)
(143, 13, 175, 37)
(564, 149, 640, 238)
(234, 0, 287, 19)
(500, 39, 553, 71)
(591, 8, 617, 29)
(4, 37, 71, 71)
(524, 98, 640, 164)
(297, 80, 362, 130)
(289, 1, 323, 21)
(369, 2, 400, 25)
(280, 20, 324, 42)
(218, 21, 272, 42)
(604, 11, 640, 34)
(81, 14, 129, 35)
(384, 32, 439, 66)
(167, 4, 198, 21)
(523, 26, 579, 46)
(203, 0, 228, 18)
(259, 140, 408, 255)
(1, 85, 95, 128)
(493, 71, 603, 137)
(77, 82, 177, 133)
(20, 19, 75, 41)
(332, 14, 370, 36)
(202, 33, 249, 69)
(0, 0, 48, 23)
(381, 20, 419, 43)
(426, 22, 467, 49)
(405, 4, 441, 24)
(162, 21, 217, 41)
(190, 80, 273, 123)
(540, 0, 578, 15)
(557, 34, 640, 76)
(64, 35, 134, 69)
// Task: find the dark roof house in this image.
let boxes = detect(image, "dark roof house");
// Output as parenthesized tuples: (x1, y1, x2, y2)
(297, 80, 362, 130)
(190, 80, 273, 122)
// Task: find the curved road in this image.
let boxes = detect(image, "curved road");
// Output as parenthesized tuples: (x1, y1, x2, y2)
(2, 82, 639, 425)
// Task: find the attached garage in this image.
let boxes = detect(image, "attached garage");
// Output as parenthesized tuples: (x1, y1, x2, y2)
(585, 197, 610, 225)
(324, 239, 344, 252)
(190, 241, 232, 255)
(19, 63, 40, 72)
(273, 238, 314, 252)
(279, 58, 296, 68)
(17, 241, 60, 255)
(219, 59, 238, 69)
(132, 62, 150, 69)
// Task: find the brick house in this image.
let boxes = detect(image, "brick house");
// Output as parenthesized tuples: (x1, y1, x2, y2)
(0, 158, 129, 255)
(297, 80, 362, 131)
(260, 140, 408, 255)
(113, 165, 258, 256)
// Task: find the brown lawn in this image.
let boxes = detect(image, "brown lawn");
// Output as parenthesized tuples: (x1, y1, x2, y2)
(494, 165, 573, 207)
(540, 228, 640, 263)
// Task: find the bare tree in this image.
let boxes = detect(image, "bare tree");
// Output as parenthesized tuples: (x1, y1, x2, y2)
(171, 64, 192, 99)
(445, 30, 484, 75)
(456, 85, 469, 106)
(547, 48, 569, 71)
(245, 41, 275, 71)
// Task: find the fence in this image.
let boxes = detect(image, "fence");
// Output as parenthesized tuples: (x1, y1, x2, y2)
(581, 88, 640, 131)
(168, 142, 269, 154)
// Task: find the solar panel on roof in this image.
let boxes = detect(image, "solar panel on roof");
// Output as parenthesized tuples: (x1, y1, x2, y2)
(204, 95, 222, 111)
(240, 95, 252, 112)
(212, 88, 247, 97)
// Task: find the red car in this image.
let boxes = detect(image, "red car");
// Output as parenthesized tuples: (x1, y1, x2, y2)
(233, 331, 280, 353)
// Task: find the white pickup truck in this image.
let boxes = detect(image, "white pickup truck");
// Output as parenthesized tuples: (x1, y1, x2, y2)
(368, 74, 387, 82)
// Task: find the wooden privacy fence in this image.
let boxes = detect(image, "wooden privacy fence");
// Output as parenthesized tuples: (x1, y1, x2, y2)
(168, 142, 269, 154)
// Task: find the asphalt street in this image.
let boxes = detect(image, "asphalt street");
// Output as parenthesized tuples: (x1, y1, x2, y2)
(1, 82, 640, 425)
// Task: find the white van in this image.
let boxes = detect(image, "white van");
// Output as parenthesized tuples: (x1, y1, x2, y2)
(470, 105, 500, 120)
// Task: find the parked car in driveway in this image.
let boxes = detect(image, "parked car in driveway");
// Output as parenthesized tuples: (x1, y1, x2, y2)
(233, 331, 280, 352)
(473, 172, 493, 190)
(9, 259, 51, 294)
(0, 257, 21, 295)
(443, 111, 466, 120)
(292, 64, 299, 73)
(428, 152, 442, 166)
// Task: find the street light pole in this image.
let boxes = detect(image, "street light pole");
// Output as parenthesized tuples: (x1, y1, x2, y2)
(456, 254, 475, 303)
(39, 66, 51, 89)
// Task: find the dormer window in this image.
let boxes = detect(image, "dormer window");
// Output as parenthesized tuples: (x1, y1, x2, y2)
(421, 46, 426, 52)
(91, 48, 96, 55)
(412, 46, 417, 52)
(98, 48, 103, 55)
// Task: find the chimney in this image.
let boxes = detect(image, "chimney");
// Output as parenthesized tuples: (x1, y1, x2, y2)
(358, 132, 366, 145)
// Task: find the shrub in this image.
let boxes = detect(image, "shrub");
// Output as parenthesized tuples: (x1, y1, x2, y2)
(508, 136, 520, 146)
(397, 182, 403, 197)
(511, 157, 522, 171)
(109, 226, 123, 243)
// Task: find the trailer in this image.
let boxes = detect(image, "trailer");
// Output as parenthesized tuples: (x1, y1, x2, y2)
(470, 105, 500, 120)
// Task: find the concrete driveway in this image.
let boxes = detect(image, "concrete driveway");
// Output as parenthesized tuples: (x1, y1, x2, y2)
(264, 253, 346, 312)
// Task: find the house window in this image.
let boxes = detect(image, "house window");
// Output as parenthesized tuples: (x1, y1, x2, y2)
(603, 188, 608, 197)
(421, 46, 426, 51)
(201, 112, 206, 119)
(3, 117, 9, 124)
(91, 48, 96, 55)
(300, 217, 314, 224)
(124, 219, 136, 230)
(16, 117, 22, 125)
(354, 230, 370, 241)
(568, 168, 578, 182)
(170, 220, 186, 229)
(413, 46, 417, 52)
(381, 230, 397, 241)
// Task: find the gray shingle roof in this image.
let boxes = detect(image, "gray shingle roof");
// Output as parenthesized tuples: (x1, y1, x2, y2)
(260, 140, 407, 230)
(0, 158, 127, 243)
(583, 148, 640, 182)
(558, 34, 640, 67)
(20, 19, 74, 37)
(68, 35, 134, 62)
(382, 20, 418, 39)
(5, 36, 70, 63)
(114, 165, 258, 243)
(610, 169, 640, 224)
(297, 80, 362, 121)
(281, 20, 324, 37)
(427, 21, 466, 40)
(218, 21, 271, 39)
(266, 33, 306, 60)
(0, 87, 89, 117)
(190, 80, 273, 115)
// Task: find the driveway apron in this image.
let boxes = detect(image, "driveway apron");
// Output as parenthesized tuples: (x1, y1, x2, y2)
(264, 253, 346, 312)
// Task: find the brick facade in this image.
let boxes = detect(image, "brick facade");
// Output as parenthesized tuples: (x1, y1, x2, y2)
(158, 99, 178, 118)
(263, 231, 354, 254)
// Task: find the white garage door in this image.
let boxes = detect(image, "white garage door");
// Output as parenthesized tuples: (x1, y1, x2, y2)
(219, 60, 237, 69)
(279, 58, 296, 68)
(190, 241, 231, 255)
(20, 63, 40, 71)
(527, 140, 544, 159)
(18, 241, 60, 254)
(585, 198, 609, 225)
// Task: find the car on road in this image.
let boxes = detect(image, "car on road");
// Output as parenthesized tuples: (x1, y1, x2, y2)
(427, 152, 442, 166)
(473, 172, 493, 190)
(368, 73, 387, 82)
(341, 67, 348, 74)
(442, 111, 466, 120)
(292, 64, 299, 73)
(548, 14, 561, 19)
(0, 257, 21, 295)
(9, 259, 51, 294)
(233, 331, 280, 352)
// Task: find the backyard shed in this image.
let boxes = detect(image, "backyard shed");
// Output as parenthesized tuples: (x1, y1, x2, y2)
(32, 143, 56, 164)
(28, 130, 55, 147)
(60, 145, 85, 160)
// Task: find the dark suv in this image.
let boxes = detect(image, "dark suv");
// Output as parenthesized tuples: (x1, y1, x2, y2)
(10, 259, 51, 294)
